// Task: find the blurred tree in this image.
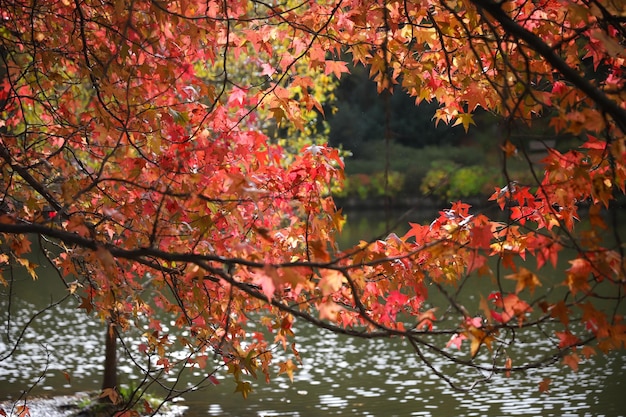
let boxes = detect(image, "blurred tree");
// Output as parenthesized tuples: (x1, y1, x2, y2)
(328, 65, 462, 155)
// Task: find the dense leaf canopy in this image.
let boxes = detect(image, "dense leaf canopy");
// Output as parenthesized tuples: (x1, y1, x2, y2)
(1, 0, 625, 401)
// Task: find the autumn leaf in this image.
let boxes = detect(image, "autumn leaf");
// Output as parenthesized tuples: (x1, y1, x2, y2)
(504, 357, 512, 378)
(99, 387, 121, 405)
(489, 293, 532, 325)
(278, 359, 298, 382)
(556, 330, 580, 349)
(234, 380, 253, 399)
(538, 378, 551, 393)
(501, 140, 517, 157)
(10, 236, 31, 256)
(318, 270, 344, 296)
(505, 267, 541, 295)
(562, 353, 580, 371)
(16, 405, 29, 417)
(16, 258, 38, 280)
(547, 301, 571, 327)
(324, 60, 350, 79)
(254, 269, 277, 301)
(78, 296, 94, 314)
(452, 113, 475, 133)
(318, 300, 343, 321)
(566, 258, 593, 295)
(470, 223, 493, 250)
(468, 326, 494, 358)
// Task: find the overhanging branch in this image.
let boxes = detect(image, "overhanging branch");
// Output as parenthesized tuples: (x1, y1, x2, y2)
(469, 0, 626, 134)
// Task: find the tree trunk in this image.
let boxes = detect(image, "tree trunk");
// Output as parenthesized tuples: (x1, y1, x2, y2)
(101, 320, 118, 394)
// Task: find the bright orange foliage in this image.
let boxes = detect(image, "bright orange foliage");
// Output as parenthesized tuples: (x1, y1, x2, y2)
(0, 0, 624, 400)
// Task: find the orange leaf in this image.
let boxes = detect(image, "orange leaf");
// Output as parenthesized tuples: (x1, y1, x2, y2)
(318, 300, 342, 321)
(318, 270, 344, 296)
(505, 267, 541, 295)
(324, 60, 349, 79)
(562, 353, 580, 371)
(504, 357, 512, 378)
(501, 140, 517, 157)
(99, 387, 121, 405)
(538, 378, 551, 393)
(16, 405, 29, 417)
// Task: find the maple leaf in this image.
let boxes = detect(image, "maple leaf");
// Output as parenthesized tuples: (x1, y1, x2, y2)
(16, 258, 38, 280)
(318, 270, 344, 296)
(278, 359, 298, 382)
(10, 236, 32, 256)
(489, 293, 532, 325)
(234, 380, 253, 399)
(538, 378, 551, 393)
(504, 357, 512, 378)
(505, 267, 542, 295)
(562, 353, 580, 371)
(556, 330, 580, 349)
(318, 300, 343, 321)
(468, 326, 494, 358)
(547, 301, 570, 326)
(470, 223, 493, 250)
(452, 113, 475, 132)
(78, 296, 94, 314)
(565, 258, 593, 295)
(446, 333, 466, 350)
(254, 269, 277, 301)
(324, 60, 350, 79)
(500, 140, 517, 157)
(228, 87, 248, 106)
(16, 406, 29, 417)
(99, 387, 121, 405)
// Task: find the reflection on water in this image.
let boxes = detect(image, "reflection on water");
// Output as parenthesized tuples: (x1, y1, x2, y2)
(1, 290, 624, 417)
(1, 208, 625, 416)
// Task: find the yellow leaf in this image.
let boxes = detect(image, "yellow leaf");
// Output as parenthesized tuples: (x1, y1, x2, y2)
(234, 380, 253, 399)
(468, 326, 494, 358)
(16, 258, 38, 280)
(452, 113, 475, 132)
(278, 359, 298, 382)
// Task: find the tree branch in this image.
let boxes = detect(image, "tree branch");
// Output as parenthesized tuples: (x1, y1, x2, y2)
(469, 0, 626, 133)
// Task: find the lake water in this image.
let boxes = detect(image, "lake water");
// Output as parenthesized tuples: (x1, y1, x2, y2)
(1, 208, 625, 416)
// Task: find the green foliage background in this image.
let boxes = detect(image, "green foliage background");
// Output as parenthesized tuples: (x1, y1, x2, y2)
(326, 65, 574, 203)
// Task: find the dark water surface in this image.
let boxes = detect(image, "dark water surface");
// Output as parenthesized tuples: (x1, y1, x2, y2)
(1, 209, 625, 416)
